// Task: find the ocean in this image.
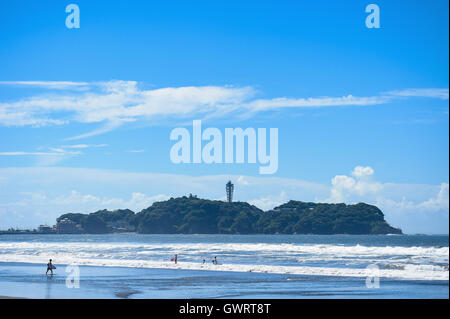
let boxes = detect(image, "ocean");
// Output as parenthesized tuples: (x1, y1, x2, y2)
(0, 234, 448, 299)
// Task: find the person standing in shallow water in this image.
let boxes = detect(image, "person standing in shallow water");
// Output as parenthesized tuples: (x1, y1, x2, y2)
(46, 259, 53, 275)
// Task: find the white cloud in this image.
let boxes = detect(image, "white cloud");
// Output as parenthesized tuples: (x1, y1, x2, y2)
(50, 190, 169, 212)
(329, 175, 357, 203)
(126, 193, 170, 210)
(0, 167, 328, 228)
(0, 81, 447, 138)
(245, 95, 388, 111)
(0, 151, 61, 156)
(352, 166, 374, 179)
(0, 81, 254, 131)
(61, 144, 108, 149)
(0, 166, 447, 233)
(0, 151, 80, 156)
(0, 144, 107, 165)
(328, 166, 448, 212)
(326, 166, 448, 233)
(417, 183, 449, 212)
(1, 189, 170, 227)
(52, 190, 100, 205)
(0, 81, 90, 90)
(0, 147, 83, 166)
(64, 118, 132, 140)
(385, 88, 449, 100)
(328, 166, 385, 203)
(249, 191, 289, 211)
(237, 175, 250, 185)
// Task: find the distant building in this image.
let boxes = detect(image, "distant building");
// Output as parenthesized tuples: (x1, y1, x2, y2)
(56, 218, 82, 234)
(106, 220, 135, 233)
(37, 224, 54, 234)
(226, 181, 234, 203)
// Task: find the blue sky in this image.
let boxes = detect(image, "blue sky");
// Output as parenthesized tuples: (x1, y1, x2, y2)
(0, 0, 448, 233)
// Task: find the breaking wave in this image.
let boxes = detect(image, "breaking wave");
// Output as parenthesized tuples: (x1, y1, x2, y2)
(0, 240, 447, 281)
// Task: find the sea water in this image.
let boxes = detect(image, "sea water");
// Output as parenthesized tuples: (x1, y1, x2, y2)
(0, 234, 448, 298)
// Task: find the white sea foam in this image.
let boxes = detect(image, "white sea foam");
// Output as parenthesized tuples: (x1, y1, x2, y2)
(0, 241, 447, 280)
(0, 253, 447, 281)
(0, 241, 448, 257)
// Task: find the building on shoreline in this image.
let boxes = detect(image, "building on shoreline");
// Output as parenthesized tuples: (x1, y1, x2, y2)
(37, 225, 54, 234)
(56, 218, 82, 234)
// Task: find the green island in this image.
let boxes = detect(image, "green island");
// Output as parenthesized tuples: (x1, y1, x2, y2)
(51, 195, 402, 235)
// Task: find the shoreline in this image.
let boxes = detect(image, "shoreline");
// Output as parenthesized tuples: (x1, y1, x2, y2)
(0, 260, 448, 281)
(0, 262, 447, 299)
(2, 232, 445, 236)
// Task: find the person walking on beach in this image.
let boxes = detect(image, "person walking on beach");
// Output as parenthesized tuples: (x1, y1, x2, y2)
(46, 259, 54, 275)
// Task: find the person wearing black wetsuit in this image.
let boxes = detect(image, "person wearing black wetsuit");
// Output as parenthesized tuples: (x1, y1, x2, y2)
(46, 259, 53, 275)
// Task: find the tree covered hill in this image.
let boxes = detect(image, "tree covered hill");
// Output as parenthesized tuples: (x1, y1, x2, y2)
(268, 201, 401, 234)
(55, 196, 402, 235)
(135, 196, 263, 234)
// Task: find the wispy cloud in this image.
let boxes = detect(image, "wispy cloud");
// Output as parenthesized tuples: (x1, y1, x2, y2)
(63, 119, 129, 141)
(0, 145, 83, 166)
(385, 88, 449, 100)
(244, 95, 388, 111)
(0, 143, 109, 166)
(0, 151, 80, 156)
(61, 144, 108, 149)
(0, 81, 90, 90)
(0, 151, 64, 156)
(0, 80, 448, 139)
